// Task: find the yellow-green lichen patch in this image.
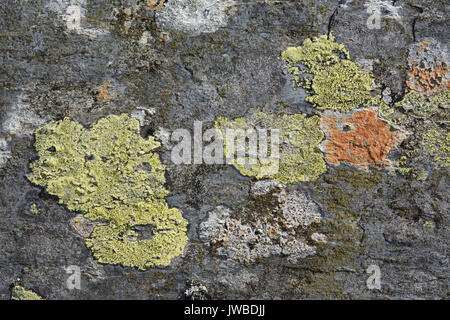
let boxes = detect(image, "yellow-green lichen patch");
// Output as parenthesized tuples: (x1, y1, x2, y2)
(306, 169, 382, 298)
(11, 286, 43, 300)
(320, 109, 404, 170)
(379, 90, 449, 127)
(406, 39, 449, 95)
(30, 204, 39, 215)
(28, 114, 188, 270)
(199, 187, 325, 265)
(422, 124, 450, 168)
(281, 34, 349, 78)
(281, 34, 374, 112)
(215, 109, 326, 184)
(378, 90, 449, 178)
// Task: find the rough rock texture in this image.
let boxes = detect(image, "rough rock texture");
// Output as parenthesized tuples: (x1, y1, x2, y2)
(198, 187, 325, 264)
(406, 39, 449, 95)
(156, 0, 235, 36)
(0, 0, 448, 300)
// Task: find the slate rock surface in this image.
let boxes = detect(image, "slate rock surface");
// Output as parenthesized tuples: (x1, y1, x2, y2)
(0, 0, 448, 299)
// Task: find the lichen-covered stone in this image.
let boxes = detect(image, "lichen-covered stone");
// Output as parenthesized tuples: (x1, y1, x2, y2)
(30, 204, 39, 215)
(199, 187, 325, 264)
(215, 109, 326, 184)
(406, 39, 449, 95)
(184, 280, 209, 300)
(1, 0, 449, 300)
(379, 90, 449, 127)
(28, 114, 188, 270)
(378, 90, 449, 178)
(320, 109, 404, 169)
(422, 124, 450, 168)
(11, 286, 43, 300)
(281, 34, 375, 112)
(155, 0, 235, 37)
(0, 137, 12, 169)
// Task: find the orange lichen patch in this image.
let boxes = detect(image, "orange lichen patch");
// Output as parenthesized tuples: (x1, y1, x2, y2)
(407, 61, 449, 95)
(97, 80, 114, 102)
(320, 109, 403, 169)
(147, 0, 166, 11)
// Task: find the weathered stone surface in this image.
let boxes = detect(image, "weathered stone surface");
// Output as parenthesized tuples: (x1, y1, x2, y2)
(0, 0, 448, 299)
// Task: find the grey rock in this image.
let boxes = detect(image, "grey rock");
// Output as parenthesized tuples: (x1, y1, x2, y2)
(0, 0, 448, 300)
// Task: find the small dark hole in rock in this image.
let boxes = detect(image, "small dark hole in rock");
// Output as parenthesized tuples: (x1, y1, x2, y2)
(134, 162, 152, 173)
